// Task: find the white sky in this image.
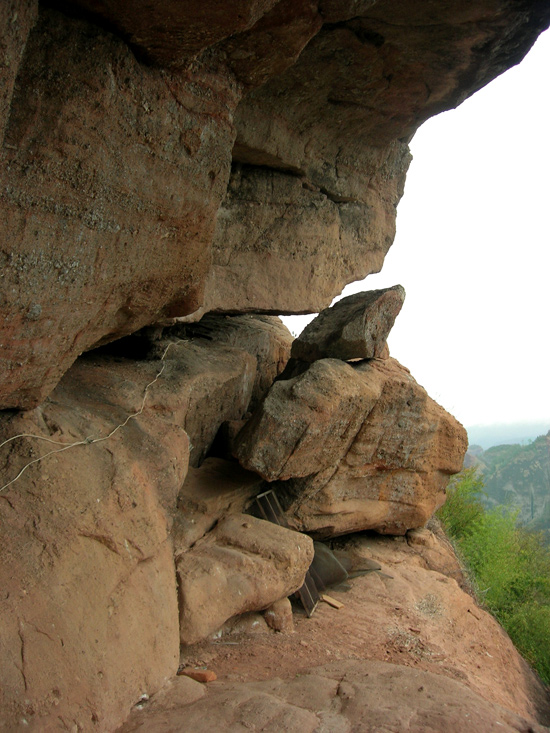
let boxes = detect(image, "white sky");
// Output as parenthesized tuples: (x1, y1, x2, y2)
(284, 29, 550, 431)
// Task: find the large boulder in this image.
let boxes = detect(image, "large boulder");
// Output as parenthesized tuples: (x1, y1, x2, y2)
(199, 157, 408, 315)
(173, 457, 265, 553)
(0, 6, 239, 410)
(234, 357, 467, 536)
(291, 285, 405, 362)
(0, 358, 187, 731)
(177, 514, 314, 645)
(234, 358, 378, 481)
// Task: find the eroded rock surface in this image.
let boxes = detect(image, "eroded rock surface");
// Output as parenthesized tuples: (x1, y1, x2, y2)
(0, 359, 187, 730)
(0, 318, 289, 730)
(2, 2, 550, 730)
(118, 529, 550, 732)
(181, 315, 293, 411)
(234, 358, 377, 481)
(173, 457, 265, 554)
(119, 661, 549, 733)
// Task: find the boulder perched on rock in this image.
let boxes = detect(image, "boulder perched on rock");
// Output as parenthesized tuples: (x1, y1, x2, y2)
(176, 514, 313, 645)
(234, 358, 379, 481)
(291, 286, 405, 363)
(282, 359, 468, 537)
(235, 357, 467, 536)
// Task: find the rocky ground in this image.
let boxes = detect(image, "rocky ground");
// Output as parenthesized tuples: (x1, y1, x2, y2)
(118, 523, 550, 732)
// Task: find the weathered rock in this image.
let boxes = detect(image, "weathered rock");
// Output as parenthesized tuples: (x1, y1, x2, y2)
(178, 668, 217, 684)
(0, 0, 38, 145)
(63, 0, 323, 82)
(291, 285, 405, 362)
(1, 3, 549, 407)
(0, 364, 187, 730)
(0, 333, 266, 730)
(233, 358, 379, 481)
(235, 2, 550, 178)
(117, 659, 549, 733)
(234, 357, 466, 536)
(172, 457, 265, 553)
(180, 315, 293, 410)
(200, 159, 408, 315)
(98, 334, 258, 467)
(176, 514, 313, 645)
(0, 6, 239, 410)
(282, 359, 468, 537)
(144, 339, 256, 467)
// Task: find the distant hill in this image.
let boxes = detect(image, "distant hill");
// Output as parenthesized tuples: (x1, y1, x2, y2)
(465, 432, 550, 540)
(466, 422, 550, 450)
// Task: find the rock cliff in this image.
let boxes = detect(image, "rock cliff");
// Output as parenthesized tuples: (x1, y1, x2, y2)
(1, 1, 550, 731)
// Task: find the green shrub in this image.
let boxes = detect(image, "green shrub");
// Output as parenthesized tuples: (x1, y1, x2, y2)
(437, 470, 550, 684)
(504, 603, 550, 682)
(437, 467, 485, 539)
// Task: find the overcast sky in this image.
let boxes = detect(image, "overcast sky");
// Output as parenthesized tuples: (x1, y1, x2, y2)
(284, 29, 550, 433)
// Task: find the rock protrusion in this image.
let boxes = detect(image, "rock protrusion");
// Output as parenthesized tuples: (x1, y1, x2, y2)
(180, 314, 293, 410)
(233, 358, 379, 482)
(176, 514, 313, 645)
(291, 286, 405, 363)
(263, 597, 294, 634)
(234, 357, 467, 537)
(281, 358, 468, 537)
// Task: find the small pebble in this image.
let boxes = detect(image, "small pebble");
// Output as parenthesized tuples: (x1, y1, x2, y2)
(178, 668, 217, 683)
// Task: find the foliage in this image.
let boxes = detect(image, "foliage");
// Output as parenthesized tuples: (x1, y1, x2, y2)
(437, 470, 550, 684)
(436, 467, 485, 539)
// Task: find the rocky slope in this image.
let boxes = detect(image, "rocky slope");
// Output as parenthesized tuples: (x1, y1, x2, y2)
(2, 2, 550, 731)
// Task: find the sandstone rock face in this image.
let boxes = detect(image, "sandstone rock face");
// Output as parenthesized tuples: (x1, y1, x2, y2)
(0, 1, 38, 144)
(0, 7, 239, 410)
(2, 3, 550, 729)
(234, 358, 378, 482)
(1, 2, 549, 407)
(176, 514, 313, 645)
(118, 528, 550, 732)
(0, 361, 187, 730)
(291, 285, 405, 362)
(201, 154, 408, 315)
(117, 662, 549, 733)
(235, 357, 467, 536)
(0, 319, 290, 730)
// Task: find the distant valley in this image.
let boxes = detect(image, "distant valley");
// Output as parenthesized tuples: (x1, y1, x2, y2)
(465, 430, 550, 540)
